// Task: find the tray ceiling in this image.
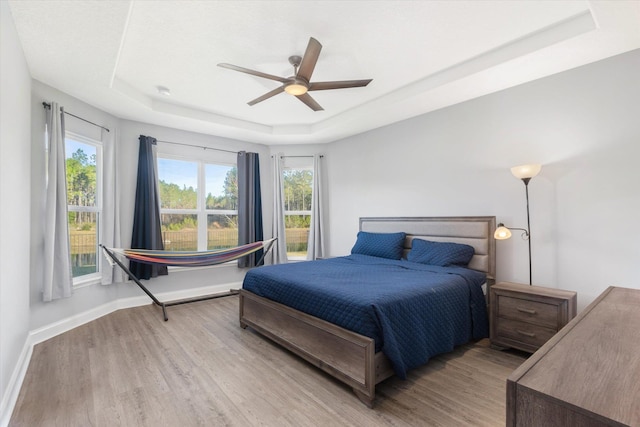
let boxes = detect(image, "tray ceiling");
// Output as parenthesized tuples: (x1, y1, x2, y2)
(8, 1, 640, 145)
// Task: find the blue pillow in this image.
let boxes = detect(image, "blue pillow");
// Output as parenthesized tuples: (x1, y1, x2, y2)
(407, 239, 475, 267)
(351, 231, 406, 260)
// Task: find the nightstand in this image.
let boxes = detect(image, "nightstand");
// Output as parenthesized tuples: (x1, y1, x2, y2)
(490, 282, 577, 353)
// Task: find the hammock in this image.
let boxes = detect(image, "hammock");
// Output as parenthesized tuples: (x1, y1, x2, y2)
(100, 238, 276, 321)
(107, 239, 273, 267)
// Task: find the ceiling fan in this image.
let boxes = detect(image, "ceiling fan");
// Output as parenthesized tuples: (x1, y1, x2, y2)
(218, 37, 372, 111)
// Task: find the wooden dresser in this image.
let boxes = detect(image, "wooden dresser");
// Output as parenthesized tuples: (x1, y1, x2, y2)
(490, 282, 577, 353)
(507, 286, 640, 426)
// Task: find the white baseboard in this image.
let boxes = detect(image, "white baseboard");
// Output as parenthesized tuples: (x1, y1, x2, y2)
(0, 339, 32, 427)
(0, 281, 242, 427)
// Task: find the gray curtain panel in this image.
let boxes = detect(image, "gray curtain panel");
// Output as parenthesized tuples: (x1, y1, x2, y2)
(43, 102, 73, 301)
(237, 151, 264, 267)
(100, 127, 123, 285)
(306, 154, 325, 260)
(271, 153, 288, 264)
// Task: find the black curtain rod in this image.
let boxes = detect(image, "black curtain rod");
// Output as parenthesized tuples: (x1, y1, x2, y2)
(272, 155, 324, 158)
(156, 140, 238, 154)
(42, 102, 110, 133)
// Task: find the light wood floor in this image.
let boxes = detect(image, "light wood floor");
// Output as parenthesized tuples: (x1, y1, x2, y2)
(11, 295, 526, 426)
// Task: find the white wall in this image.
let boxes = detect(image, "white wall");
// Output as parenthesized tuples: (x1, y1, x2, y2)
(0, 1, 32, 420)
(325, 49, 640, 310)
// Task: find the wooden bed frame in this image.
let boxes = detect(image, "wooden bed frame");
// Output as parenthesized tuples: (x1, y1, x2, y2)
(239, 216, 496, 407)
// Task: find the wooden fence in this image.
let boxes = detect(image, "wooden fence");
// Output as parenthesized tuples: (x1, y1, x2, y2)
(69, 228, 310, 259)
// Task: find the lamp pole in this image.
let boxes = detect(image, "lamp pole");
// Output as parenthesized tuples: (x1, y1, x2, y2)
(522, 177, 532, 285)
(499, 164, 541, 287)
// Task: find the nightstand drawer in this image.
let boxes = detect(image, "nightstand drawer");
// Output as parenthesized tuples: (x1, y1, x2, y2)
(496, 318, 557, 349)
(496, 295, 558, 329)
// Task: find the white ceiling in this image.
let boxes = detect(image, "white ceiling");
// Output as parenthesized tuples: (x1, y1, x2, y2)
(8, 1, 640, 145)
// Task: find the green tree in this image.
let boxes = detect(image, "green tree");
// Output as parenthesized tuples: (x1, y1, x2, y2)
(159, 181, 197, 209)
(66, 148, 96, 226)
(224, 166, 238, 209)
(282, 169, 313, 229)
(206, 166, 237, 210)
(159, 166, 238, 233)
(284, 170, 312, 212)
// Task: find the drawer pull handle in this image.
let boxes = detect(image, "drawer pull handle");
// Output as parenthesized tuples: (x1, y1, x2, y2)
(516, 329, 536, 338)
(517, 307, 537, 315)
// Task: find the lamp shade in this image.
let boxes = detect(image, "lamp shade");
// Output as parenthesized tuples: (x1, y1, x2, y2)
(494, 225, 512, 240)
(511, 164, 542, 180)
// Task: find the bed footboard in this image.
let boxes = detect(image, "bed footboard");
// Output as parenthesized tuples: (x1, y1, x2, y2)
(239, 289, 393, 407)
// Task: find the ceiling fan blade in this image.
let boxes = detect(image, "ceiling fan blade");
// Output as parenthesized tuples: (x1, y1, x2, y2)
(295, 93, 324, 111)
(296, 37, 322, 82)
(218, 63, 288, 83)
(248, 86, 285, 106)
(308, 79, 373, 91)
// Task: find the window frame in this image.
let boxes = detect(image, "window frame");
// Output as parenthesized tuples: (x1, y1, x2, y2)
(282, 161, 313, 261)
(65, 131, 103, 288)
(156, 151, 238, 257)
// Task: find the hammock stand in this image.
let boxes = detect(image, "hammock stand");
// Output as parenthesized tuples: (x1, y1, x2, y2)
(100, 238, 276, 321)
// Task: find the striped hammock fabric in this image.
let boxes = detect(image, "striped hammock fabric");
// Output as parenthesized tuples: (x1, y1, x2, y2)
(107, 238, 275, 267)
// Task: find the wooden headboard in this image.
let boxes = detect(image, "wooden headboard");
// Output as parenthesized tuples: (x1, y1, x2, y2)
(359, 216, 496, 284)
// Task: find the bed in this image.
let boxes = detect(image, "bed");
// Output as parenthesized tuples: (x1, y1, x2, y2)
(239, 216, 496, 407)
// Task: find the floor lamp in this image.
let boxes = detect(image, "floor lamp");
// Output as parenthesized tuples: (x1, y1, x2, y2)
(495, 164, 542, 286)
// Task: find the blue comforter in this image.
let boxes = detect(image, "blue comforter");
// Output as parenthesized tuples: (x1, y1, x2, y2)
(242, 254, 489, 379)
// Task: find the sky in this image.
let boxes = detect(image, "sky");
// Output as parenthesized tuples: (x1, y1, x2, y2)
(66, 139, 232, 198)
(66, 138, 96, 163)
(157, 158, 232, 197)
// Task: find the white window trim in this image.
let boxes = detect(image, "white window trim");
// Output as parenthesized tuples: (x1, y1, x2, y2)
(65, 131, 102, 287)
(284, 210, 311, 216)
(156, 152, 238, 254)
(282, 162, 313, 261)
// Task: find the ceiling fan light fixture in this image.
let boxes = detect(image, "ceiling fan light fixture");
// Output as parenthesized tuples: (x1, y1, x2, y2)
(284, 83, 308, 96)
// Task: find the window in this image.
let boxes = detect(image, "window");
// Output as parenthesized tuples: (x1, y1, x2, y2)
(65, 133, 102, 283)
(283, 165, 313, 260)
(157, 155, 238, 252)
